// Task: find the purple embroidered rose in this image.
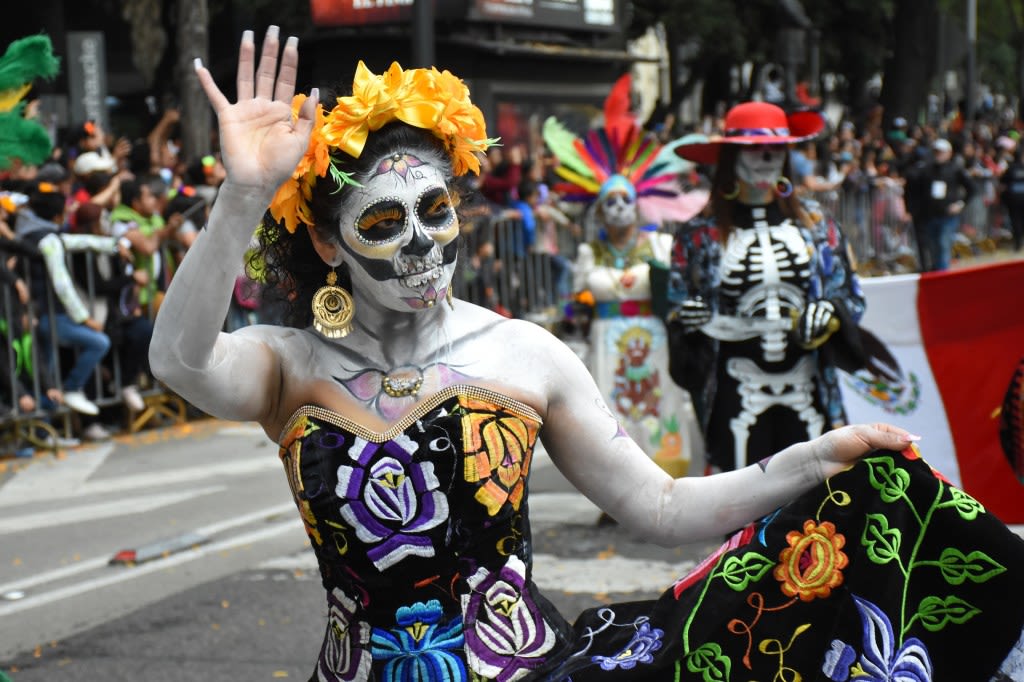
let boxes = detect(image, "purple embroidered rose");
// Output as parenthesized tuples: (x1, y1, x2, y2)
(592, 621, 664, 671)
(461, 555, 556, 681)
(317, 588, 372, 681)
(336, 434, 449, 571)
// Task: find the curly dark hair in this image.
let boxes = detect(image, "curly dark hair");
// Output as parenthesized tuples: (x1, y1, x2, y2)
(251, 119, 468, 329)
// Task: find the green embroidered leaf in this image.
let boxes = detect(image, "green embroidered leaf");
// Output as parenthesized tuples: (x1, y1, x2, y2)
(865, 457, 910, 502)
(862, 513, 902, 564)
(719, 552, 775, 591)
(916, 595, 981, 632)
(937, 548, 1006, 585)
(942, 489, 985, 520)
(686, 642, 732, 681)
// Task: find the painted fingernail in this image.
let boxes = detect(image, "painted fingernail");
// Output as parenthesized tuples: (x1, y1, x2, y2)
(193, 57, 203, 71)
(267, 25, 280, 39)
(242, 30, 254, 43)
(902, 433, 922, 442)
(286, 36, 298, 49)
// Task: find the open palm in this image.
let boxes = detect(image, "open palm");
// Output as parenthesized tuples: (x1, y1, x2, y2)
(194, 26, 316, 192)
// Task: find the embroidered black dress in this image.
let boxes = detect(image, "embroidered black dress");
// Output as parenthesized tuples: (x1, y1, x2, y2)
(279, 385, 1024, 681)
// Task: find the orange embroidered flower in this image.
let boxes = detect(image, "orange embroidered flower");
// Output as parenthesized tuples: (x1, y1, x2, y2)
(460, 396, 539, 516)
(268, 62, 496, 233)
(774, 520, 848, 601)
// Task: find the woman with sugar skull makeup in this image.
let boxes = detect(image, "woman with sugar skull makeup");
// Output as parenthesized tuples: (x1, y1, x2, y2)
(666, 102, 867, 476)
(150, 30, 1024, 681)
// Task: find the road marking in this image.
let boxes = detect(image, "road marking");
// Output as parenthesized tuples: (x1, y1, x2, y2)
(0, 443, 114, 507)
(0, 555, 112, 595)
(192, 502, 296, 537)
(0, 517, 303, 619)
(0, 456, 281, 507)
(0, 503, 300, 595)
(0, 486, 224, 534)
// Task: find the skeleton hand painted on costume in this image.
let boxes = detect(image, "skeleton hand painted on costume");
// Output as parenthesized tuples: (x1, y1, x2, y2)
(667, 297, 712, 334)
(795, 299, 838, 348)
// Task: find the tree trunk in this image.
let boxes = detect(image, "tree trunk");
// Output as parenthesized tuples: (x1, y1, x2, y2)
(878, 0, 939, 129)
(176, 0, 211, 164)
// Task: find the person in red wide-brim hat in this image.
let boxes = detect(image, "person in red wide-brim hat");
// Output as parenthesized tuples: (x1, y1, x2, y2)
(674, 101, 826, 165)
(661, 99, 867, 478)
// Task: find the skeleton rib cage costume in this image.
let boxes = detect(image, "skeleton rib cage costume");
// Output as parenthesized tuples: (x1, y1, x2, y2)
(666, 198, 866, 473)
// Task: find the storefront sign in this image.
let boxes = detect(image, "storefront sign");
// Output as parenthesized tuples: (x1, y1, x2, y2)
(66, 31, 109, 131)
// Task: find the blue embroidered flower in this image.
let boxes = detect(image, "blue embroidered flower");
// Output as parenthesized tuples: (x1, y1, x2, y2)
(371, 599, 467, 681)
(592, 621, 664, 671)
(822, 595, 933, 681)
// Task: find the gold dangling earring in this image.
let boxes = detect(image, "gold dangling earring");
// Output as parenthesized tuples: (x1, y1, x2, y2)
(311, 268, 354, 339)
(721, 182, 740, 200)
(446, 285, 454, 310)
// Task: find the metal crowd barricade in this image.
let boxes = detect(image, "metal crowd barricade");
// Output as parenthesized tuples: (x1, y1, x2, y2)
(453, 183, 1016, 329)
(457, 215, 568, 326)
(70, 250, 188, 433)
(0, 280, 64, 455)
(0, 246, 187, 455)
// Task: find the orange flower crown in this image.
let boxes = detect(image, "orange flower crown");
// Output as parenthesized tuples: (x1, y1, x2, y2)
(269, 60, 499, 234)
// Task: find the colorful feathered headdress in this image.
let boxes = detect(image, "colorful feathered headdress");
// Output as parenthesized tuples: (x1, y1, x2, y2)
(0, 35, 61, 170)
(542, 73, 706, 225)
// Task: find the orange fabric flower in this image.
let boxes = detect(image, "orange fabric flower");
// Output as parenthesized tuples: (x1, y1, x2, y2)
(268, 62, 496, 233)
(774, 520, 848, 601)
(460, 396, 539, 516)
(269, 94, 329, 233)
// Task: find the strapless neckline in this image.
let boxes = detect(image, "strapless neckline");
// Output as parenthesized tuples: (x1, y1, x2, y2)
(278, 383, 544, 444)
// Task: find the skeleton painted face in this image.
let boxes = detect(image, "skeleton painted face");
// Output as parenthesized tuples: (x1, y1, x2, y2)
(735, 144, 787, 191)
(337, 149, 459, 312)
(600, 190, 637, 229)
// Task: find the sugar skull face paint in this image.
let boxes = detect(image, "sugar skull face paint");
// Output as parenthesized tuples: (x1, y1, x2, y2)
(338, 150, 459, 312)
(600, 191, 637, 229)
(735, 145, 787, 191)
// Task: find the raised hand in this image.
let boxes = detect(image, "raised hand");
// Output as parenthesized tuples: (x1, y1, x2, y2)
(193, 26, 317, 195)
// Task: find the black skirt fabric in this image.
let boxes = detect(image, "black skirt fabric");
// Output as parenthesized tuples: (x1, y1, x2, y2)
(544, 449, 1024, 681)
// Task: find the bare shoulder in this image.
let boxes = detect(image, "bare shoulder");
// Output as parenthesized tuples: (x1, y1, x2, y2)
(456, 304, 585, 389)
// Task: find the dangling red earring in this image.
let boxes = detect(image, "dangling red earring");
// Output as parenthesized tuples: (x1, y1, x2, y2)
(775, 176, 793, 198)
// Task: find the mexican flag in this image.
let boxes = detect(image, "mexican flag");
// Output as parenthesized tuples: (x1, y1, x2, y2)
(839, 260, 1024, 524)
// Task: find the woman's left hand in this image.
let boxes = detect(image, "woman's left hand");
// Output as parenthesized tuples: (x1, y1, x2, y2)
(814, 423, 919, 479)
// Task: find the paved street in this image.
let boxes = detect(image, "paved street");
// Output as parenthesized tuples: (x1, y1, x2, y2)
(0, 418, 722, 681)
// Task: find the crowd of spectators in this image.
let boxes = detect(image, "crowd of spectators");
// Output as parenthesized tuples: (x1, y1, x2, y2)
(768, 104, 1023, 274)
(2, 92, 1023, 458)
(0, 110, 223, 455)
